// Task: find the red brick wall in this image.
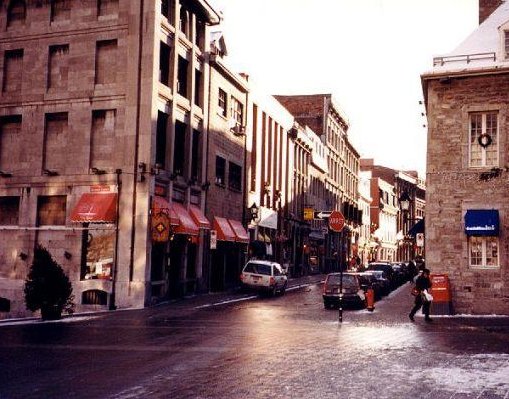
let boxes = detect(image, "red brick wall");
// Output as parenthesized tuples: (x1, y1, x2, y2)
(479, 0, 504, 24)
(275, 95, 325, 136)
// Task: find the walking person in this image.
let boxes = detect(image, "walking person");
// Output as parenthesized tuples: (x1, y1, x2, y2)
(409, 268, 433, 322)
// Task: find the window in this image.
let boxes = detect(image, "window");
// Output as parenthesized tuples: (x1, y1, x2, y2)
(161, 0, 175, 24)
(191, 129, 200, 181)
(97, 0, 118, 18)
(48, 44, 69, 90)
(0, 196, 20, 225)
(194, 69, 202, 107)
(218, 88, 227, 117)
(51, 0, 71, 22)
(173, 121, 186, 176)
(91, 109, 116, 170)
(0, 115, 22, 172)
(44, 112, 68, 172)
(177, 56, 188, 97)
(215, 156, 225, 185)
(469, 236, 499, 268)
(159, 42, 171, 86)
(95, 40, 117, 85)
(505, 31, 509, 58)
(37, 195, 66, 226)
(179, 6, 188, 37)
(81, 228, 115, 280)
(228, 162, 242, 191)
(469, 112, 498, 167)
(231, 96, 243, 127)
(7, 0, 26, 28)
(2, 49, 23, 93)
(156, 111, 168, 169)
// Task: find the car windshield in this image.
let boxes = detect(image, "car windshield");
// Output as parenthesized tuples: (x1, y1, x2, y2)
(246, 263, 272, 275)
(326, 274, 358, 287)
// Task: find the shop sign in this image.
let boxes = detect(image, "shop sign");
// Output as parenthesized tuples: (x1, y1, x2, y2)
(303, 207, 314, 221)
(90, 184, 111, 192)
(210, 229, 217, 249)
(416, 233, 424, 247)
(151, 213, 171, 243)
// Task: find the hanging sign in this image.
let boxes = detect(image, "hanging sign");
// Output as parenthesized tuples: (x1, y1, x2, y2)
(151, 212, 171, 243)
(210, 229, 217, 249)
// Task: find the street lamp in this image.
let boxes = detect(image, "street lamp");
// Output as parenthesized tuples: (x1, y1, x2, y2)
(249, 202, 260, 222)
(399, 191, 411, 212)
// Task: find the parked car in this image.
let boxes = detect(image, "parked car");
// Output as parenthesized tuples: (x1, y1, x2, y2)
(240, 260, 287, 296)
(364, 270, 391, 296)
(390, 263, 407, 287)
(358, 272, 383, 299)
(322, 272, 366, 309)
(366, 262, 396, 288)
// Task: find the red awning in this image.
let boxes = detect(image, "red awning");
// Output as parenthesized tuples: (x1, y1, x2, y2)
(228, 219, 249, 243)
(70, 193, 117, 223)
(152, 196, 179, 226)
(172, 202, 199, 236)
(189, 205, 211, 229)
(213, 216, 236, 241)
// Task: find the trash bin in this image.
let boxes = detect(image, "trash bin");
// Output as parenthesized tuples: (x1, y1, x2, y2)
(430, 273, 453, 315)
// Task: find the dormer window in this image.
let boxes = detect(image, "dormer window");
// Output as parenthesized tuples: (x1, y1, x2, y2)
(505, 31, 509, 58)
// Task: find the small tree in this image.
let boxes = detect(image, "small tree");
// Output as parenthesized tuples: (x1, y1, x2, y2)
(24, 245, 74, 320)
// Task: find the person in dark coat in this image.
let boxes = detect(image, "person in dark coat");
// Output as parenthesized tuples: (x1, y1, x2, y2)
(409, 268, 432, 322)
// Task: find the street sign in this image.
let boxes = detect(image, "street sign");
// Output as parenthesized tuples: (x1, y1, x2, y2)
(328, 210, 345, 233)
(314, 210, 332, 220)
(303, 207, 314, 221)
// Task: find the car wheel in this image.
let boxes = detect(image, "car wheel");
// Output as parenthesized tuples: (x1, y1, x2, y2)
(271, 286, 277, 297)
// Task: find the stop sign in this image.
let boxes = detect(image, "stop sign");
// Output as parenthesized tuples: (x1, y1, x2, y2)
(329, 210, 345, 232)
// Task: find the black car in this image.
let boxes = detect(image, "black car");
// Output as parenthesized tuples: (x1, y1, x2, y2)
(359, 272, 383, 299)
(363, 270, 391, 296)
(367, 262, 396, 288)
(322, 272, 366, 309)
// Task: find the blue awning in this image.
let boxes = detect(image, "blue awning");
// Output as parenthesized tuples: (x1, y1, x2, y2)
(464, 210, 499, 236)
(408, 218, 424, 237)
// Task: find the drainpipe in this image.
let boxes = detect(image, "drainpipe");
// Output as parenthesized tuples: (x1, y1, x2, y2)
(109, 168, 122, 310)
(129, 0, 145, 283)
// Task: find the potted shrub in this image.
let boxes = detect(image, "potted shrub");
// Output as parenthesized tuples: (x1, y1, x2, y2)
(24, 245, 74, 320)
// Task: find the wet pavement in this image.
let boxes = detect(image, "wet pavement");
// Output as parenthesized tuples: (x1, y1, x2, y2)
(1, 274, 508, 399)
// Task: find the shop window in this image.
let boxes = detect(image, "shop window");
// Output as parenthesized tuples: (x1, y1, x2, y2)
(469, 236, 499, 268)
(97, 0, 118, 18)
(0, 115, 22, 173)
(159, 41, 171, 86)
(37, 195, 66, 226)
(7, 0, 26, 28)
(177, 56, 188, 97)
(156, 111, 168, 169)
(81, 228, 115, 280)
(0, 196, 19, 225)
(190, 129, 200, 181)
(228, 161, 242, 192)
(218, 88, 227, 117)
(194, 69, 202, 107)
(215, 156, 225, 186)
(51, 0, 71, 23)
(173, 121, 186, 176)
(95, 40, 117, 85)
(2, 49, 23, 93)
(91, 109, 116, 170)
(82, 289, 108, 305)
(48, 44, 69, 90)
(469, 112, 498, 168)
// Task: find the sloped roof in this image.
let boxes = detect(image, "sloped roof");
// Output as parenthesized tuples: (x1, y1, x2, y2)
(425, 2, 509, 75)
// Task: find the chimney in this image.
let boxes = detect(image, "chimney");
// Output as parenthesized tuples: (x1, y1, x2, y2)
(479, 0, 504, 24)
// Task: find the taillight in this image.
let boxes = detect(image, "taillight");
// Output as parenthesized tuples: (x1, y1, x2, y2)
(269, 276, 275, 285)
(240, 274, 244, 281)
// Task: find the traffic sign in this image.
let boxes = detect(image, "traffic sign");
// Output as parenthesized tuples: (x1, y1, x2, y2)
(314, 210, 332, 220)
(328, 210, 345, 232)
(303, 207, 314, 221)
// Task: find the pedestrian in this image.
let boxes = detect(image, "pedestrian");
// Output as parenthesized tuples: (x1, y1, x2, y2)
(409, 268, 433, 322)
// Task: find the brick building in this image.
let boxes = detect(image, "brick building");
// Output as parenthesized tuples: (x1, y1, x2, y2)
(421, 0, 509, 314)
(0, 0, 221, 318)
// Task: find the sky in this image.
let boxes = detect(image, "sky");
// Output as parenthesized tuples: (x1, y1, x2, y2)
(208, 0, 479, 176)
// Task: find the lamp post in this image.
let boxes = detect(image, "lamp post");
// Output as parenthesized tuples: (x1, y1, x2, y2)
(398, 191, 419, 261)
(249, 202, 260, 223)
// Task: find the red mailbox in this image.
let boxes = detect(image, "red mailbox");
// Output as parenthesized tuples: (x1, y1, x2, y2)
(430, 273, 453, 315)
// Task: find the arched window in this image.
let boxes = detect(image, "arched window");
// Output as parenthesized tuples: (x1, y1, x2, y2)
(7, 0, 26, 28)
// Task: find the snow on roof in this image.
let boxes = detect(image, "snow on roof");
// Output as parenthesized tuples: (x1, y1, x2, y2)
(426, 2, 509, 75)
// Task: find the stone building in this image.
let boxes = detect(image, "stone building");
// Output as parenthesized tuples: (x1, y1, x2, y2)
(421, 0, 509, 314)
(0, 0, 221, 318)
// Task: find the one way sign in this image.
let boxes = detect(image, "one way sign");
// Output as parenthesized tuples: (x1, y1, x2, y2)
(314, 211, 332, 220)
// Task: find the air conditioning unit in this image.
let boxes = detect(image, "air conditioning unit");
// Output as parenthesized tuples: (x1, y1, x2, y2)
(232, 124, 246, 136)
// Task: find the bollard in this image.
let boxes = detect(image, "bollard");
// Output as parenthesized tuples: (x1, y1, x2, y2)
(366, 287, 375, 312)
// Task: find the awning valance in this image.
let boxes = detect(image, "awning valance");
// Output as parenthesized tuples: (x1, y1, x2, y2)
(189, 205, 211, 229)
(213, 216, 236, 241)
(172, 202, 199, 236)
(465, 210, 499, 236)
(70, 193, 117, 223)
(228, 219, 249, 243)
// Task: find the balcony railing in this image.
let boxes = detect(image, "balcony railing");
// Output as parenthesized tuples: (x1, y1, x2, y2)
(433, 52, 496, 67)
